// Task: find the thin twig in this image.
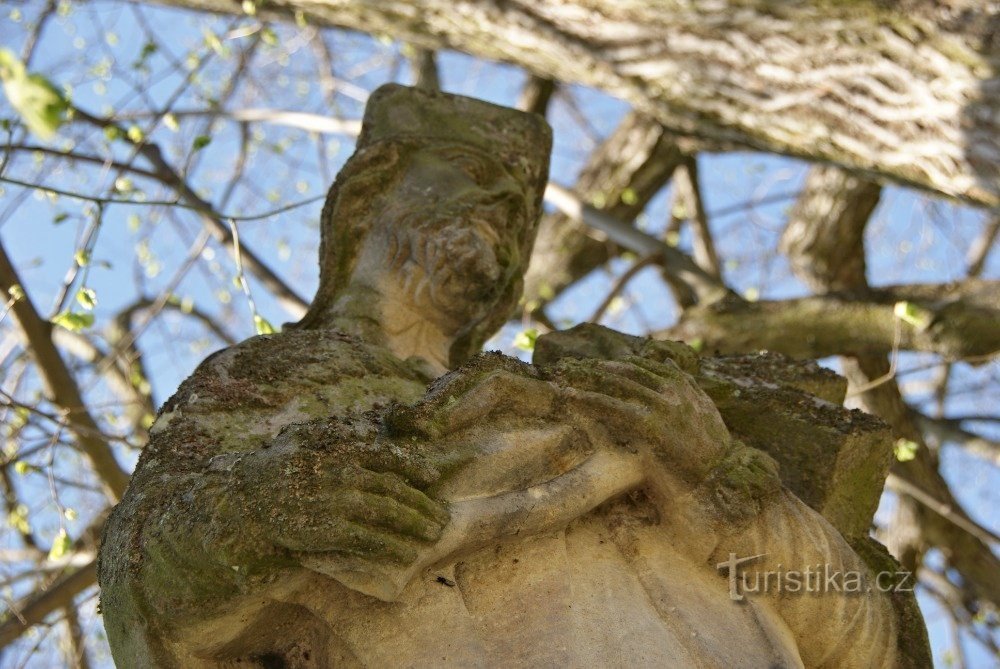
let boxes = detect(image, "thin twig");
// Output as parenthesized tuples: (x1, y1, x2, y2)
(885, 473, 1000, 546)
(0, 175, 324, 223)
(588, 253, 662, 323)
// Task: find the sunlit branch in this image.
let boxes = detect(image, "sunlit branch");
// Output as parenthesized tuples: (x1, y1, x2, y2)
(0, 242, 129, 500)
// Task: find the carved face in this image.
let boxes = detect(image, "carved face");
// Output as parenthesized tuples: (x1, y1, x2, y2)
(351, 143, 530, 335)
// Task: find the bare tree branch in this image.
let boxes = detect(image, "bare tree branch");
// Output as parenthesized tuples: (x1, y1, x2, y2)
(916, 413, 1000, 466)
(523, 112, 687, 308)
(71, 106, 309, 318)
(544, 183, 729, 304)
(779, 165, 882, 293)
(517, 76, 556, 116)
(0, 242, 129, 500)
(673, 156, 721, 280)
(0, 560, 96, 650)
(967, 215, 999, 278)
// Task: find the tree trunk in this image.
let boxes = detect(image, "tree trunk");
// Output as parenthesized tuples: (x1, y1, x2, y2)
(152, 0, 1000, 208)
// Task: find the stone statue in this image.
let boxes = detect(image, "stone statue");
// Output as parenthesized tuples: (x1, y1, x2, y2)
(98, 85, 928, 668)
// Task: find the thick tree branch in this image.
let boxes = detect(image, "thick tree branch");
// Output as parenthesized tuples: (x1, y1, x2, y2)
(779, 165, 882, 292)
(408, 46, 440, 90)
(774, 163, 1000, 616)
(517, 76, 556, 116)
(156, 0, 1000, 207)
(0, 560, 96, 650)
(664, 280, 1000, 361)
(844, 355, 1000, 609)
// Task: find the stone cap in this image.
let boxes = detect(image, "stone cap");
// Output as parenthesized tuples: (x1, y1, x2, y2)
(358, 83, 552, 198)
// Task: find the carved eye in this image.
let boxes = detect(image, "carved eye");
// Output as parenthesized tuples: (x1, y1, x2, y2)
(447, 151, 489, 185)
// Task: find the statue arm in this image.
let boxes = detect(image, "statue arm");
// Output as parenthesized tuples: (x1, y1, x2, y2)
(98, 408, 450, 665)
(706, 488, 899, 669)
(528, 326, 900, 668)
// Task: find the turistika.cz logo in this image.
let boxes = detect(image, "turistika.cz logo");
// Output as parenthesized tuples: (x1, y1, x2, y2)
(715, 553, 914, 601)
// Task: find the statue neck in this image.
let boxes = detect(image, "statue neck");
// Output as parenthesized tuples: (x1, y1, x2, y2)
(322, 282, 452, 376)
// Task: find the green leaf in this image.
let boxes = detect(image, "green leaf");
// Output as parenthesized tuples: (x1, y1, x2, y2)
(260, 27, 278, 47)
(163, 113, 179, 132)
(126, 125, 144, 142)
(7, 503, 30, 534)
(893, 438, 919, 462)
(52, 310, 94, 332)
(202, 29, 225, 57)
(74, 249, 90, 266)
(893, 301, 932, 329)
(134, 41, 158, 68)
(48, 528, 72, 561)
(0, 49, 68, 140)
(75, 287, 97, 310)
(6, 284, 24, 303)
(192, 135, 211, 151)
(254, 314, 276, 335)
(620, 188, 638, 206)
(513, 328, 538, 352)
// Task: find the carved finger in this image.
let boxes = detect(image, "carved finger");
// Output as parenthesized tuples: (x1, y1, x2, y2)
(290, 518, 420, 565)
(621, 354, 707, 399)
(559, 388, 657, 445)
(398, 370, 559, 438)
(445, 370, 558, 431)
(552, 360, 674, 413)
(332, 488, 443, 542)
(637, 338, 700, 374)
(617, 354, 687, 383)
(350, 467, 450, 526)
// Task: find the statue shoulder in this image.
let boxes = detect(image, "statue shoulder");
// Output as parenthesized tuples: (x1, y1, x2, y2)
(141, 330, 428, 472)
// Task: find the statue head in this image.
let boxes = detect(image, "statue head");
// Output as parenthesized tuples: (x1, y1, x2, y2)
(297, 84, 552, 368)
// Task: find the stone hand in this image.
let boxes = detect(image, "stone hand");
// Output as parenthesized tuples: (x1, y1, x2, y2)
(387, 348, 731, 493)
(542, 354, 732, 487)
(209, 418, 450, 600)
(534, 324, 781, 521)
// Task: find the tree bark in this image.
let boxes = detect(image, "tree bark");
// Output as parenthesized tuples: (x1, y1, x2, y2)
(151, 0, 1000, 208)
(776, 164, 1000, 615)
(524, 112, 684, 307)
(780, 165, 882, 292)
(663, 279, 1000, 361)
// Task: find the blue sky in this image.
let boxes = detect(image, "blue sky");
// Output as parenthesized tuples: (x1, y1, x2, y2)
(1, 2, 998, 666)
